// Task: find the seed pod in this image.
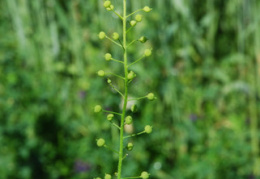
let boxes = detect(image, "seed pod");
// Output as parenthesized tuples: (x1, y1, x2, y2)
(143, 6, 152, 12)
(127, 142, 134, 151)
(144, 125, 152, 134)
(139, 36, 148, 43)
(113, 32, 119, 40)
(125, 116, 133, 125)
(144, 49, 152, 57)
(107, 78, 112, 84)
(105, 53, 112, 61)
(103, 1, 111, 8)
(98, 31, 106, 39)
(104, 174, 112, 179)
(141, 171, 150, 179)
(135, 14, 142, 22)
(97, 138, 105, 147)
(107, 114, 114, 121)
(97, 70, 105, 77)
(94, 105, 102, 113)
(146, 93, 155, 100)
(130, 20, 137, 27)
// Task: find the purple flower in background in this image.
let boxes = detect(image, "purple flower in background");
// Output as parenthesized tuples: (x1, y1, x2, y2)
(74, 160, 91, 173)
(189, 114, 198, 122)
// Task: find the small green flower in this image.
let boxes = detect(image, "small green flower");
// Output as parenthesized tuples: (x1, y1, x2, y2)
(104, 174, 112, 179)
(139, 36, 148, 43)
(107, 78, 112, 84)
(127, 71, 136, 80)
(113, 32, 119, 40)
(106, 5, 114, 11)
(135, 14, 142, 22)
(103, 1, 111, 8)
(97, 70, 105, 77)
(131, 104, 137, 113)
(125, 116, 133, 125)
(105, 53, 112, 61)
(144, 49, 152, 57)
(98, 31, 106, 39)
(130, 20, 137, 27)
(143, 6, 152, 12)
(144, 125, 152, 134)
(107, 114, 114, 121)
(94, 105, 102, 113)
(146, 93, 155, 100)
(127, 142, 134, 151)
(97, 138, 105, 147)
(141, 171, 150, 179)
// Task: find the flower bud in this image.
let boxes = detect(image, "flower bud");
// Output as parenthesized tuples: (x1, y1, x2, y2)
(130, 20, 137, 27)
(97, 138, 105, 147)
(144, 125, 152, 134)
(98, 31, 106, 39)
(113, 32, 119, 40)
(94, 105, 102, 113)
(144, 49, 152, 57)
(105, 53, 112, 61)
(143, 6, 152, 12)
(106, 5, 114, 11)
(107, 114, 114, 121)
(127, 142, 134, 151)
(125, 116, 133, 125)
(104, 174, 112, 179)
(103, 1, 111, 8)
(131, 104, 137, 113)
(139, 36, 148, 43)
(146, 93, 155, 100)
(141, 171, 150, 179)
(127, 71, 136, 80)
(97, 70, 105, 77)
(135, 14, 142, 22)
(107, 78, 112, 84)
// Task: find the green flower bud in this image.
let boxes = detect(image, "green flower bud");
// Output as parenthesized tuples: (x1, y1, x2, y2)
(104, 174, 112, 179)
(107, 78, 112, 84)
(139, 36, 148, 43)
(146, 93, 155, 100)
(144, 49, 152, 57)
(103, 1, 111, 8)
(97, 70, 105, 77)
(94, 105, 102, 113)
(97, 138, 105, 147)
(125, 116, 133, 125)
(131, 104, 137, 113)
(105, 53, 112, 61)
(127, 142, 134, 151)
(127, 71, 136, 80)
(130, 20, 137, 27)
(106, 5, 114, 11)
(144, 125, 152, 134)
(113, 32, 119, 40)
(98, 31, 106, 39)
(141, 171, 150, 179)
(107, 114, 114, 121)
(143, 6, 152, 12)
(135, 14, 142, 22)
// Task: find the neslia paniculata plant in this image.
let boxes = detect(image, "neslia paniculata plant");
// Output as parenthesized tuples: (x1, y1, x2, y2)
(94, 1, 154, 179)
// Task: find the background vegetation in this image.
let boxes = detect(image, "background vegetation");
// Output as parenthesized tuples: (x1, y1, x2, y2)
(0, 0, 260, 178)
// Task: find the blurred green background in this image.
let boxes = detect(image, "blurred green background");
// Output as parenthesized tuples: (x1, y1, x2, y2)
(0, 0, 260, 178)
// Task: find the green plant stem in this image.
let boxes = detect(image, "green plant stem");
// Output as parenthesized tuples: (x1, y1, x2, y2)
(117, 0, 128, 178)
(123, 131, 146, 139)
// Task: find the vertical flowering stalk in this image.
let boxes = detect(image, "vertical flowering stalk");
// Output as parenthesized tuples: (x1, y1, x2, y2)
(94, 1, 154, 179)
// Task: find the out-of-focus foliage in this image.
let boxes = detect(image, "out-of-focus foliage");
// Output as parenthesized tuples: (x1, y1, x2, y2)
(0, 0, 259, 178)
